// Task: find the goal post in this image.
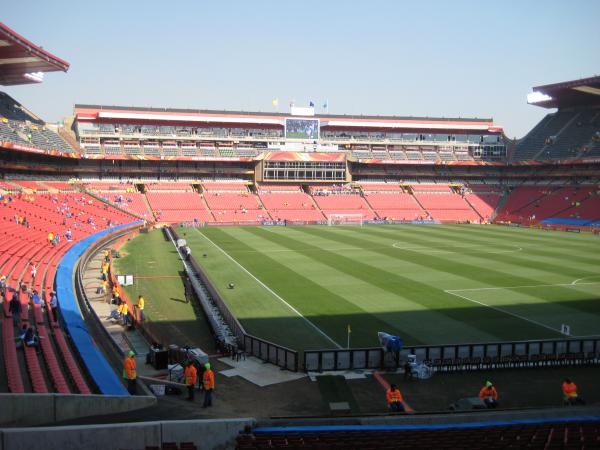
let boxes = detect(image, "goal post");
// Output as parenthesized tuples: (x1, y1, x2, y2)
(327, 214, 364, 226)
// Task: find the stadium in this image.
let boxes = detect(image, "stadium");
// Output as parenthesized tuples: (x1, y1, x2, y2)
(0, 10, 600, 450)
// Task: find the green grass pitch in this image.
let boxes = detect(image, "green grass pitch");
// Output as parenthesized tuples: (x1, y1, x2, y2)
(118, 225, 600, 352)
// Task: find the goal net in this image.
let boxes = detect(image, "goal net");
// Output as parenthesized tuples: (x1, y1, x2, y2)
(327, 214, 364, 226)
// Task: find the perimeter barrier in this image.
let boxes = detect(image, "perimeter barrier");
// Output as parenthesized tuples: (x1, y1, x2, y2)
(304, 336, 600, 372)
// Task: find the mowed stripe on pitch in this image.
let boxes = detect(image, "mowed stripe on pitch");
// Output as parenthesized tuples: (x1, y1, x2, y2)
(398, 226, 600, 271)
(191, 225, 599, 350)
(342, 225, 599, 302)
(197, 227, 415, 347)
(227, 227, 427, 345)
(240, 226, 498, 345)
(254, 226, 555, 342)
(188, 228, 339, 349)
(293, 226, 596, 337)
(356, 225, 600, 317)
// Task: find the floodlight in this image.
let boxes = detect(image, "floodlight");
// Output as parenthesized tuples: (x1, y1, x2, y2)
(527, 91, 552, 104)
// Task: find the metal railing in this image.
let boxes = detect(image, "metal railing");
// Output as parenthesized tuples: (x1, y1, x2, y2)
(304, 336, 600, 373)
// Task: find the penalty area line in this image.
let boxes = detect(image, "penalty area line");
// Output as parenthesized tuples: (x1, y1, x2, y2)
(443, 289, 562, 335)
(194, 228, 343, 349)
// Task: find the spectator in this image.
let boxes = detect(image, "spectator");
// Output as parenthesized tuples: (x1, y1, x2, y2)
(562, 378, 585, 406)
(123, 351, 137, 395)
(50, 291, 59, 321)
(15, 324, 28, 344)
(108, 303, 124, 321)
(404, 360, 413, 381)
(202, 362, 215, 408)
(386, 384, 405, 412)
(30, 289, 41, 306)
(23, 326, 42, 353)
(479, 381, 499, 408)
(0, 274, 6, 297)
(30, 264, 37, 281)
(9, 289, 22, 327)
(184, 361, 198, 401)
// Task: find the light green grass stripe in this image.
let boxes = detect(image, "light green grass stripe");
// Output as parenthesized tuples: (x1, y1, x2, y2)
(238, 227, 497, 345)
(251, 227, 557, 342)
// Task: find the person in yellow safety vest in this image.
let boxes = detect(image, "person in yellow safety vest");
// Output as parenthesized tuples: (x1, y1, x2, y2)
(101, 261, 109, 279)
(104, 249, 110, 263)
(123, 350, 137, 394)
(386, 384, 405, 412)
(112, 285, 121, 304)
(48, 232, 54, 244)
(202, 362, 215, 408)
(137, 295, 145, 322)
(184, 361, 197, 401)
(97, 279, 108, 295)
(120, 302, 129, 326)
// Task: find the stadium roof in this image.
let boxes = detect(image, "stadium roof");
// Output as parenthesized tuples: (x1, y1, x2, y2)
(0, 22, 70, 86)
(75, 104, 499, 132)
(527, 76, 600, 109)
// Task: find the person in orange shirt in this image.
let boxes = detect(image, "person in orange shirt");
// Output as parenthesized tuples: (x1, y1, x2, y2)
(123, 351, 137, 395)
(562, 378, 585, 406)
(184, 361, 198, 401)
(479, 381, 498, 408)
(202, 362, 215, 408)
(386, 384, 405, 412)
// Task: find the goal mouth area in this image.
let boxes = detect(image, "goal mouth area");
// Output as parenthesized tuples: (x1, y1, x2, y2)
(327, 214, 365, 226)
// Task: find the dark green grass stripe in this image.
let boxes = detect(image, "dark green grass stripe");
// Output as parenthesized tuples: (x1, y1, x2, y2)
(199, 227, 415, 347)
(247, 227, 557, 341)
(295, 226, 599, 317)
(361, 225, 600, 279)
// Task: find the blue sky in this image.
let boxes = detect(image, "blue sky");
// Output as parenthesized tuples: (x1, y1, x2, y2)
(3, 0, 599, 138)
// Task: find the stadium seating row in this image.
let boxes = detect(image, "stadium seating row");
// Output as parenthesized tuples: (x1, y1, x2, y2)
(238, 419, 600, 449)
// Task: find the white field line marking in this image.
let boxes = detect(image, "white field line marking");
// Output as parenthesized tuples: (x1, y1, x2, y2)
(444, 289, 562, 334)
(195, 228, 343, 349)
(572, 276, 600, 285)
(446, 281, 600, 293)
(392, 242, 523, 254)
(218, 246, 380, 254)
